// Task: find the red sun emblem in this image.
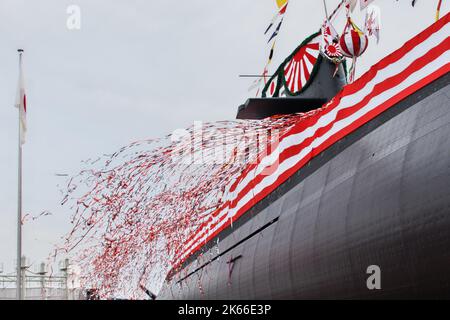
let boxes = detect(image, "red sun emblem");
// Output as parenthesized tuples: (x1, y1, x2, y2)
(325, 43, 341, 58)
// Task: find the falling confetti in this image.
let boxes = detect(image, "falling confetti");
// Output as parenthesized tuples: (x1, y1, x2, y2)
(55, 112, 320, 299)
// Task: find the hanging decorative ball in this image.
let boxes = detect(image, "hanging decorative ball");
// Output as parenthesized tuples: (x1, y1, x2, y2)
(339, 19, 369, 58)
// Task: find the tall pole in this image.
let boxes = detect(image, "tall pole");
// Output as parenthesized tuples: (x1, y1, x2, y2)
(16, 49, 24, 300)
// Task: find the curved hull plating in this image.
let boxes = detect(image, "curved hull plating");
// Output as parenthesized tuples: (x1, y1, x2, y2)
(160, 74, 450, 299)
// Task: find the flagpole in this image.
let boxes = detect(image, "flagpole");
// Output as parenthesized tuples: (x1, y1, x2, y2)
(16, 48, 24, 300)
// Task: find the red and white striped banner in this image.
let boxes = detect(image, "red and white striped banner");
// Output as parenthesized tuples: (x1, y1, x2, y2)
(173, 13, 450, 269)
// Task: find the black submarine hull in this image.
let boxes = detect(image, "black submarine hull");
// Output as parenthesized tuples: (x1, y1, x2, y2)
(159, 73, 450, 299)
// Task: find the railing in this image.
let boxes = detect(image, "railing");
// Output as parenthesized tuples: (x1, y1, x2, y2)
(0, 274, 83, 300)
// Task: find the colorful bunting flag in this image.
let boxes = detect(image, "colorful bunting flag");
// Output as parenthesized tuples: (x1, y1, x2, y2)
(360, 0, 376, 10)
(365, 5, 381, 43)
(267, 19, 284, 43)
(250, 1, 290, 94)
(276, 0, 288, 8)
(264, 2, 288, 40)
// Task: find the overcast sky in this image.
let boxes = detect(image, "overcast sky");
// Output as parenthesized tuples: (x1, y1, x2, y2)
(0, 0, 447, 274)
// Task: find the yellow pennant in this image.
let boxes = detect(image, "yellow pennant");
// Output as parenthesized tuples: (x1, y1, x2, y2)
(276, 0, 288, 9)
(350, 18, 365, 36)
